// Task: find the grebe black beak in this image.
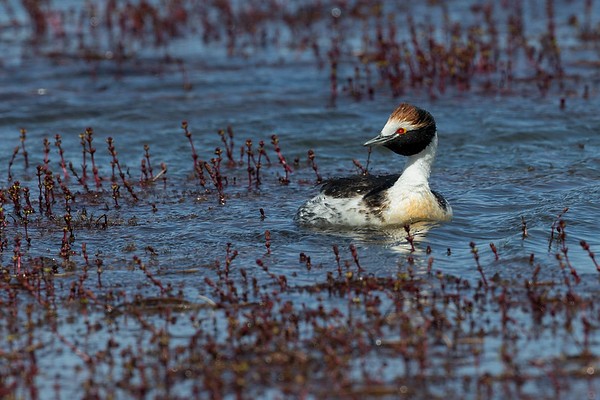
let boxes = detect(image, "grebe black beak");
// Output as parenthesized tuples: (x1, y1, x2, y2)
(363, 133, 391, 147)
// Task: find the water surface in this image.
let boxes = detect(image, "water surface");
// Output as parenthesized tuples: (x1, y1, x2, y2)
(1, 0, 599, 398)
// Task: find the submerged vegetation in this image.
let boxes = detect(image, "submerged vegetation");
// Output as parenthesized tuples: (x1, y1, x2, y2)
(1, 0, 600, 398)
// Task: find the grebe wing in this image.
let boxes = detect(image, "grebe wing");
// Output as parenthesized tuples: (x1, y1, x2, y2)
(321, 173, 400, 198)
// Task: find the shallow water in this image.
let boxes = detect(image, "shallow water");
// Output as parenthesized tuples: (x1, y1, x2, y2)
(1, 0, 600, 398)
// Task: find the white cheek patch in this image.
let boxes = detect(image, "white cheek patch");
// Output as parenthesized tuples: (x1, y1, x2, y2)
(381, 120, 413, 137)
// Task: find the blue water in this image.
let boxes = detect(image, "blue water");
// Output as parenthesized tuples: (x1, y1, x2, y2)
(1, 0, 600, 398)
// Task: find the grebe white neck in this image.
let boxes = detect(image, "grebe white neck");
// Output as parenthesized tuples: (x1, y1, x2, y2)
(396, 134, 437, 188)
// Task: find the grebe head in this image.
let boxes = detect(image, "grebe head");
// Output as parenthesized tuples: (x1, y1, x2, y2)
(364, 103, 436, 156)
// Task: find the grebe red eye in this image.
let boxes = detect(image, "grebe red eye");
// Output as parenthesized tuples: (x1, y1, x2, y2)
(395, 127, 406, 135)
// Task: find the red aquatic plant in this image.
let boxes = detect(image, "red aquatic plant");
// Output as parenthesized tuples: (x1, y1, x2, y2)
(307, 149, 322, 184)
(107, 137, 138, 201)
(271, 135, 292, 184)
(54, 134, 69, 180)
(470, 242, 488, 288)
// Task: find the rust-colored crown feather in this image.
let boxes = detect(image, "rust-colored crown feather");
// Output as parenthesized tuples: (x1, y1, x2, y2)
(389, 103, 436, 130)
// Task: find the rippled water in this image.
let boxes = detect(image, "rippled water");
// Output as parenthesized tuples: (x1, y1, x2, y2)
(3, 57, 598, 279)
(1, 0, 600, 398)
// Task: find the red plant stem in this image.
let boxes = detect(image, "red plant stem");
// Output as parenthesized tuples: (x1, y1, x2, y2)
(404, 225, 415, 252)
(58, 177, 73, 214)
(548, 207, 569, 249)
(82, 242, 89, 271)
(255, 141, 269, 184)
(307, 149, 322, 184)
(271, 135, 292, 184)
(220, 127, 236, 167)
(265, 230, 271, 254)
(498, 287, 515, 333)
(333, 244, 341, 276)
(22, 187, 34, 245)
(182, 120, 199, 169)
(60, 227, 72, 262)
(213, 148, 225, 193)
(349, 244, 363, 272)
(84, 128, 102, 188)
(43, 170, 55, 216)
(141, 159, 149, 183)
(35, 166, 44, 212)
(258, 140, 271, 166)
(556, 220, 580, 284)
(20, 128, 29, 168)
(95, 257, 103, 288)
(224, 243, 238, 278)
(246, 139, 256, 187)
(489, 243, 499, 260)
(8, 145, 19, 181)
(8, 181, 22, 218)
(79, 133, 88, 183)
(53, 327, 93, 364)
(203, 159, 225, 205)
(68, 162, 90, 192)
(42, 138, 50, 169)
(144, 144, 153, 179)
(182, 121, 207, 188)
(545, 0, 563, 78)
(133, 256, 167, 294)
(365, 146, 372, 174)
(22, 0, 47, 37)
(19, 273, 45, 306)
(55, 134, 69, 179)
(111, 183, 120, 208)
(107, 137, 138, 201)
(255, 153, 262, 186)
(352, 159, 367, 175)
(0, 191, 6, 251)
(13, 236, 22, 275)
(470, 242, 488, 288)
(580, 240, 600, 272)
(328, 13, 340, 107)
(427, 257, 434, 274)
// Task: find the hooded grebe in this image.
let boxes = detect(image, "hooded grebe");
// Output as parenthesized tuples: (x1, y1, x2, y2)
(295, 103, 452, 227)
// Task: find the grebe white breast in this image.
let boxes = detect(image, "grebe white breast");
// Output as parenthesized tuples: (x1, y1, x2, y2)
(295, 103, 452, 227)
